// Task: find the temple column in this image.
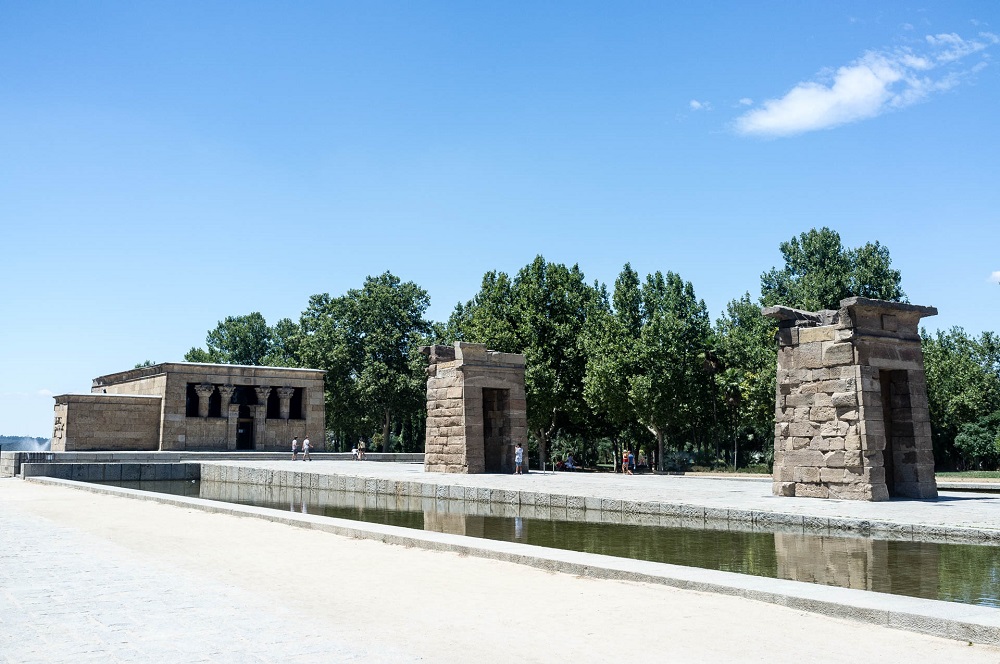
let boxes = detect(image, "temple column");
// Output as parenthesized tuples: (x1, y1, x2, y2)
(277, 387, 295, 420)
(254, 386, 273, 450)
(219, 384, 237, 450)
(194, 383, 215, 418)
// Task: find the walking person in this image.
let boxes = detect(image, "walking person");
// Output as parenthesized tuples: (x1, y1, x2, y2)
(291, 437, 299, 461)
(302, 437, 311, 461)
(514, 442, 524, 475)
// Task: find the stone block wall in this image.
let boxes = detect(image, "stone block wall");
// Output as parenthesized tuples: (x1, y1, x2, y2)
(51, 394, 161, 452)
(85, 362, 325, 452)
(765, 297, 938, 501)
(422, 342, 528, 473)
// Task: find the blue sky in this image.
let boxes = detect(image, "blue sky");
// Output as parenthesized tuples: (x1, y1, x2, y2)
(3, 2, 999, 437)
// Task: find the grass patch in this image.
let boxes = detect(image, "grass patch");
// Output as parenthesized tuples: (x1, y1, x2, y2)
(937, 471, 1000, 479)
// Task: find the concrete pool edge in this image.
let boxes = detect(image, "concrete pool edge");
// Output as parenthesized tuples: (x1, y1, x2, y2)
(25, 476, 1000, 647)
(197, 462, 1000, 545)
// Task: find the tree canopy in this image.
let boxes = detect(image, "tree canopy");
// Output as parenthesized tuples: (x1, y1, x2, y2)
(584, 265, 714, 469)
(921, 327, 1000, 468)
(185, 312, 285, 366)
(761, 227, 905, 311)
(449, 256, 600, 466)
(298, 272, 432, 452)
(177, 226, 997, 471)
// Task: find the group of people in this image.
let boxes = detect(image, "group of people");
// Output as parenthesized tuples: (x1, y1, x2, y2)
(555, 453, 577, 472)
(290, 437, 312, 461)
(291, 437, 371, 460)
(352, 439, 366, 460)
(622, 449, 635, 475)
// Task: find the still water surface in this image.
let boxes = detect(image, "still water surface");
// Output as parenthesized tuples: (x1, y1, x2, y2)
(101, 479, 1000, 608)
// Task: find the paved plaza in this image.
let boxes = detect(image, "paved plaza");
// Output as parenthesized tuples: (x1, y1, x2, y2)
(3, 477, 1000, 663)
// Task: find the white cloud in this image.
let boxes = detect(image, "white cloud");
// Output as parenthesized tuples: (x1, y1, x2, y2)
(36, 389, 54, 397)
(689, 99, 712, 111)
(735, 32, 997, 137)
(990, 271, 1000, 284)
(738, 97, 754, 106)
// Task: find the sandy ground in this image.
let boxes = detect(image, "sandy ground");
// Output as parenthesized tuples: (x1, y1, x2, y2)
(2, 479, 999, 663)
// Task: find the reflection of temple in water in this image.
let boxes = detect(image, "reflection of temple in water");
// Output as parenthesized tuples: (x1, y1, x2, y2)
(774, 533, 940, 596)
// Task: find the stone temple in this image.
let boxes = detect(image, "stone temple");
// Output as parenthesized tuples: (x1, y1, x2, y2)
(764, 297, 938, 501)
(52, 363, 326, 452)
(421, 342, 528, 473)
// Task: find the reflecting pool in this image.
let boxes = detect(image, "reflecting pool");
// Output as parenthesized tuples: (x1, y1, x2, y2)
(97, 479, 1000, 607)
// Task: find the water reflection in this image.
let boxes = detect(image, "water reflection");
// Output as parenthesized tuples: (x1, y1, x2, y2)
(101, 479, 1000, 607)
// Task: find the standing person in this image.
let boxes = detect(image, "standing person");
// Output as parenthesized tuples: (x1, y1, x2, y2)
(514, 442, 524, 475)
(302, 437, 311, 461)
(291, 437, 299, 461)
(357, 438, 366, 460)
(628, 450, 635, 475)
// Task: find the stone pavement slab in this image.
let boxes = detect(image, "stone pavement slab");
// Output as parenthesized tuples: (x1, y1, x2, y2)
(0, 488, 407, 664)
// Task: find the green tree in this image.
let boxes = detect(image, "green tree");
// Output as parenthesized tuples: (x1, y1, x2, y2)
(761, 227, 905, 310)
(583, 265, 640, 469)
(453, 256, 601, 467)
(185, 312, 274, 365)
(263, 318, 301, 367)
(714, 293, 779, 466)
(298, 272, 431, 452)
(633, 271, 713, 467)
(299, 293, 365, 450)
(584, 265, 713, 470)
(921, 327, 1000, 467)
(953, 414, 1000, 470)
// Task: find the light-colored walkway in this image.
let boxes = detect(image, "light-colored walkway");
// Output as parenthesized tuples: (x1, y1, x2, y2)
(212, 460, 1000, 534)
(2, 479, 999, 663)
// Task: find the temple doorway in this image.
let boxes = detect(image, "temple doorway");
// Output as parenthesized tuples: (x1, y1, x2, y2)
(237, 402, 255, 450)
(879, 370, 912, 498)
(483, 388, 510, 473)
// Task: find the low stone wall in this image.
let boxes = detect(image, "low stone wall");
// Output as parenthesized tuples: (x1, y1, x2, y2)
(0, 451, 424, 478)
(52, 394, 162, 452)
(0, 453, 18, 478)
(198, 464, 1000, 544)
(20, 462, 200, 482)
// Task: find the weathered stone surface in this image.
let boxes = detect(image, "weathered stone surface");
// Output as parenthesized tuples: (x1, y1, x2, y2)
(764, 298, 938, 502)
(822, 342, 854, 365)
(798, 326, 835, 343)
(831, 391, 858, 408)
(424, 342, 527, 475)
(53, 364, 325, 453)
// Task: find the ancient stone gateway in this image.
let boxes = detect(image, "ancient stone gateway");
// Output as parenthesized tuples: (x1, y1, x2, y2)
(764, 297, 938, 501)
(421, 342, 528, 473)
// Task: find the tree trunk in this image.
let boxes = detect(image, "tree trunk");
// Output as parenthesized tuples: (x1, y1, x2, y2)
(535, 429, 547, 472)
(656, 429, 664, 474)
(403, 416, 412, 453)
(381, 409, 391, 453)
